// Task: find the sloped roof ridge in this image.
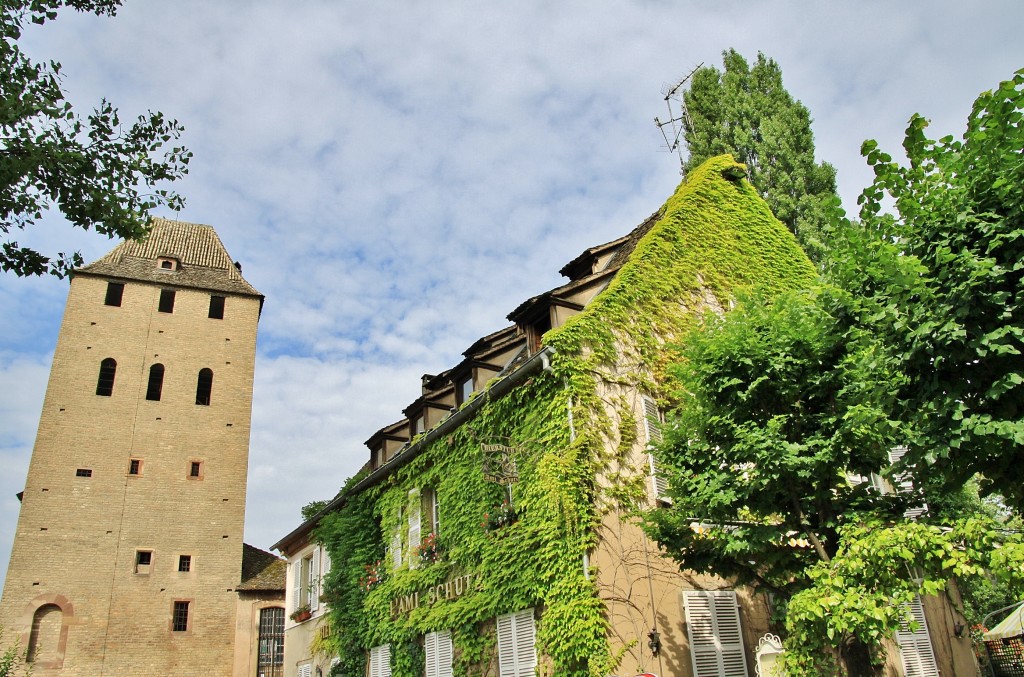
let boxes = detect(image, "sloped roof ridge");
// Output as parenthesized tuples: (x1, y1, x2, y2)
(238, 542, 286, 591)
(77, 217, 261, 297)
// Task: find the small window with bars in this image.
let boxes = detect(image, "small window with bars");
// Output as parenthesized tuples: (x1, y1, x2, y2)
(172, 600, 189, 632)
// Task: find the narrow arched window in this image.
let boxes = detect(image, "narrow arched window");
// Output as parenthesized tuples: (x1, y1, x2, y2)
(195, 368, 213, 406)
(146, 364, 165, 401)
(28, 604, 62, 663)
(96, 358, 117, 396)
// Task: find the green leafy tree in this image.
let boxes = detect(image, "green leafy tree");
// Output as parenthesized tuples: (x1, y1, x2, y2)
(650, 69, 1024, 674)
(682, 49, 838, 262)
(0, 626, 31, 677)
(847, 68, 1024, 510)
(1, 0, 190, 277)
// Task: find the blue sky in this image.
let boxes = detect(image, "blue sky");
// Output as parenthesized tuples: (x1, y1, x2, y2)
(1, 0, 1022, 581)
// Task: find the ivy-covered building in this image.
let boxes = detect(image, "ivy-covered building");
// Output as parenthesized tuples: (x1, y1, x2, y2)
(273, 156, 963, 677)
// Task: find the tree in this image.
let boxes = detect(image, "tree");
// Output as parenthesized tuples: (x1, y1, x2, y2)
(648, 69, 1024, 674)
(1, 0, 190, 277)
(682, 49, 838, 262)
(848, 68, 1024, 510)
(646, 285, 916, 673)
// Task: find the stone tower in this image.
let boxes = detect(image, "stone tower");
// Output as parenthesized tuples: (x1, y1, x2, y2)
(0, 219, 264, 676)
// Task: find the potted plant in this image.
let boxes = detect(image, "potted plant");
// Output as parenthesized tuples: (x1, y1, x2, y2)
(415, 532, 442, 565)
(359, 560, 384, 591)
(290, 605, 312, 622)
(481, 500, 517, 532)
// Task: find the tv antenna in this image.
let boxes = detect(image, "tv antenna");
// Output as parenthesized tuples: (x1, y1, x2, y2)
(654, 62, 703, 176)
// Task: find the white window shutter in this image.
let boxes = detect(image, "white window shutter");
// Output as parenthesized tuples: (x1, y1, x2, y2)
(683, 590, 748, 677)
(370, 644, 392, 677)
(390, 531, 402, 569)
(425, 630, 453, 677)
(643, 396, 663, 444)
(497, 609, 536, 677)
(321, 547, 332, 576)
(896, 596, 940, 677)
(643, 396, 670, 502)
(408, 488, 422, 567)
(309, 550, 320, 612)
(298, 663, 312, 677)
(291, 561, 302, 612)
(887, 447, 928, 519)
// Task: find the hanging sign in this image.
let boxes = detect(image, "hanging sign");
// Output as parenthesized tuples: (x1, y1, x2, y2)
(482, 444, 519, 484)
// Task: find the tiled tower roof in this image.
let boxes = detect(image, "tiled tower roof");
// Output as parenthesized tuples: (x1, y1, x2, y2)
(77, 217, 262, 297)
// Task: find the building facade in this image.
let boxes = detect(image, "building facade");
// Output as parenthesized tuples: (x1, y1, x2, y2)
(0, 219, 283, 676)
(275, 156, 975, 677)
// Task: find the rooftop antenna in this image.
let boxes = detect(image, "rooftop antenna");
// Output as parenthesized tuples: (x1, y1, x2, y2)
(655, 62, 703, 176)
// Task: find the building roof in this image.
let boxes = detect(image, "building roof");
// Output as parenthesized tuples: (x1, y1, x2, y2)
(76, 217, 263, 298)
(237, 543, 287, 591)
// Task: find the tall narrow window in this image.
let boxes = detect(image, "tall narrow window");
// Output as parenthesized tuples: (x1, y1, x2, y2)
(407, 489, 421, 568)
(189, 461, 202, 478)
(195, 368, 213, 406)
(96, 358, 117, 396)
(146, 363, 165, 401)
(158, 289, 176, 313)
(257, 607, 285, 677)
(104, 282, 124, 307)
(128, 459, 142, 475)
(172, 601, 190, 632)
(208, 295, 225, 319)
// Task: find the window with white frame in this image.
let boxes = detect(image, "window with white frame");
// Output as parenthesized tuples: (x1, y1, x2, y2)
(643, 395, 671, 503)
(369, 644, 392, 677)
(895, 595, 940, 677)
(425, 630, 453, 677)
(848, 446, 928, 519)
(682, 590, 748, 677)
(497, 608, 536, 677)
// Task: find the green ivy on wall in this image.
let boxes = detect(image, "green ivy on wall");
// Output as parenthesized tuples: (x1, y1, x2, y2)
(315, 155, 816, 677)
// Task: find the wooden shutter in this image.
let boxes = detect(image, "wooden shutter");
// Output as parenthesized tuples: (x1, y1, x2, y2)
(292, 560, 303, 612)
(425, 631, 453, 677)
(643, 396, 670, 502)
(497, 608, 537, 677)
(370, 644, 392, 677)
(683, 590, 748, 677)
(309, 550, 320, 612)
(896, 596, 939, 677)
(408, 488, 422, 567)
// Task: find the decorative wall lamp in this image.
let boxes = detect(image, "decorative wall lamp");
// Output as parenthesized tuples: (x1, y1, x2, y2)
(647, 628, 661, 657)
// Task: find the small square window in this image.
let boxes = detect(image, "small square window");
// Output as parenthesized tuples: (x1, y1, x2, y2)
(172, 601, 190, 632)
(104, 282, 124, 307)
(129, 459, 142, 475)
(75, 468, 92, 478)
(189, 461, 202, 479)
(135, 550, 152, 574)
(178, 555, 192, 572)
(208, 295, 225, 320)
(158, 289, 176, 313)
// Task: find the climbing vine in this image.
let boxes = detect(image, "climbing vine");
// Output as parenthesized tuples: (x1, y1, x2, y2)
(315, 155, 816, 676)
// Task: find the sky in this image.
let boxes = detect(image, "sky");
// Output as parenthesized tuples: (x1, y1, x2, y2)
(1, 0, 1021, 582)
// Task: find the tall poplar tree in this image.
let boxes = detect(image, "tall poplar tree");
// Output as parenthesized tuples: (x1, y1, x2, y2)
(682, 49, 837, 262)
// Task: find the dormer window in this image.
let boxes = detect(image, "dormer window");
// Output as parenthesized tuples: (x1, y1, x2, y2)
(157, 257, 179, 271)
(413, 415, 425, 436)
(458, 376, 474, 405)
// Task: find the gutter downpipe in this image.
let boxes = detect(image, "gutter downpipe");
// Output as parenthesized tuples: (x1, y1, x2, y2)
(272, 345, 556, 552)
